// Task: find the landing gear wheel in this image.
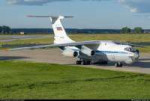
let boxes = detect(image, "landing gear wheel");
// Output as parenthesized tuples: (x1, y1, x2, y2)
(76, 60, 82, 65)
(82, 60, 91, 65)
(87, 61, 91, 65)
(115, 62, 123, 67)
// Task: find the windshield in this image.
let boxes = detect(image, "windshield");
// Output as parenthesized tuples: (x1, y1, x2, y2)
(124, 47, 137, 52)
(114, 42, 124, 45)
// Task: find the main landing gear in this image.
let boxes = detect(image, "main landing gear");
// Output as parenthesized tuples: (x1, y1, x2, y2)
(115, 62, 123, 67)
(76, 60, 91, 65)
(76, 60, 123, 67)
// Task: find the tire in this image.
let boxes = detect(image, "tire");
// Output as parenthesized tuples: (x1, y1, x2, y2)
(83, 60, 87, 65)
(76, 61, 82, 65)
(87, 61, 91, 65)
(82, 60, 91, 65)
(115, 62, 123, 67)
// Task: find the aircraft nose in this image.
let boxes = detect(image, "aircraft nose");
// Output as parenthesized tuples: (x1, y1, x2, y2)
(135, 53, 139, 58)
(134, 52, 140, 61)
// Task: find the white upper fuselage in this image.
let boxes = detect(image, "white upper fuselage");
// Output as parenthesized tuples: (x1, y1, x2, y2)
(92, 41, 139, 64)
(61, 40, 140, 65)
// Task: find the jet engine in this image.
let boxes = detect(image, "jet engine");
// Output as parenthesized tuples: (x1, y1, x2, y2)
(80, 46, 95, 56)
(62, 49, 79, 57)
(91, 50, 95, 56)
(81, 50, 95, 56)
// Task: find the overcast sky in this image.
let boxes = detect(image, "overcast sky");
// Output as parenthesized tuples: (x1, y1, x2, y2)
(0, 0, 150, 29)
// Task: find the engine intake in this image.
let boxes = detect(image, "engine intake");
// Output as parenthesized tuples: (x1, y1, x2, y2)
(73, 51, 79, 57)
(62, 50, 79, 57)
(91, 50, 95, 56)
(81, 50, 95, 56)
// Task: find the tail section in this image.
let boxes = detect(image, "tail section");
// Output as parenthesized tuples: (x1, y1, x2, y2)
(50, 16, 74, 44)
(28, 15, 74, 44)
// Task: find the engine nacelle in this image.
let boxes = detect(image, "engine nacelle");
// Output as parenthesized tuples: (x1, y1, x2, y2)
(81, 50, 95, 56)
(91, 50, 95, 56)
(62, 50, 79, 57)
(80, 46, 95, 56)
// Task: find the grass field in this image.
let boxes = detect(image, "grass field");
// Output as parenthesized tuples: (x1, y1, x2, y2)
(0, 61, 150, 99)
(0, 34, 150, 52)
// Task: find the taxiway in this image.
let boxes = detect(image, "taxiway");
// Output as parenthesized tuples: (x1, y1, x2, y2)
(0, 48, 150, 74)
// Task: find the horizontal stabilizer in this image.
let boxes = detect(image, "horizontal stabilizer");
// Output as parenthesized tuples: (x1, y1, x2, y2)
(27, 15, 73, 18)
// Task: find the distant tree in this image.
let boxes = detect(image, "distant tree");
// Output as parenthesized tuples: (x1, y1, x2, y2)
(0, 26, 2, 33)
(121, 27, 131, 33)
(6, 26, 11, 33)
(134, 27, 144, 33)
(2, 26, 11, 34)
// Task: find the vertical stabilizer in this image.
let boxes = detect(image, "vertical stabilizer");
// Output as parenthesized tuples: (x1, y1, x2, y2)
(50, 16, 74, 44)
(28, 15, 74, 44)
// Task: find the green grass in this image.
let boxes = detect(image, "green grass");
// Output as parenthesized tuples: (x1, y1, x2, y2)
(0, 61, 150, 99)
(0, 34, 150, 52)
(0, 35, 52, 45)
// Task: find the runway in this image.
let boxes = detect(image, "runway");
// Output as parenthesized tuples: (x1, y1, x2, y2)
(0, 48, 150, 74)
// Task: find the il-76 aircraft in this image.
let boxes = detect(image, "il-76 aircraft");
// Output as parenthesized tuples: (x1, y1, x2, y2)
(8, 16, 140, 67)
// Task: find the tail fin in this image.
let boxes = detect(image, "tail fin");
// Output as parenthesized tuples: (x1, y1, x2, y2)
(50, 16, 74, 44)
(28, 15, 74, 44)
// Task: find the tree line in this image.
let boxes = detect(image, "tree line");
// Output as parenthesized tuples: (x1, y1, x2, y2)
(0, 25, 145, 34)
(121, 27, 144, 33)
(0, 26, 11, 34)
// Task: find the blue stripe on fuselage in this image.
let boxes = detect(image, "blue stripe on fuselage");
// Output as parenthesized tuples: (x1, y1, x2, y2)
(95, 51, 128, 54)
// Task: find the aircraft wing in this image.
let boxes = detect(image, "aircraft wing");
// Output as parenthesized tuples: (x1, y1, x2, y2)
(51, 40, 101, 47)
(2, 40, 101, 51)
(1, 40, 146, 51)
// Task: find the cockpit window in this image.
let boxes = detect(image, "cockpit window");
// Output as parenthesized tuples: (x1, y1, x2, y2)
(124, 47, 136, 52)
(114, 42, 123, 45)
(114, 41, 127, 45)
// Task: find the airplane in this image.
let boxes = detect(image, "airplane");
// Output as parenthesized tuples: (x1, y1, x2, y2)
(4, 15, 140, 67)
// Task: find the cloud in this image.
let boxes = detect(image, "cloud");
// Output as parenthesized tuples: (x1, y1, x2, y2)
(6, 0, 150, 13)
(6, 0, 106, 6)
(119, 0, 150, 13)
(6, 0, 72, 5)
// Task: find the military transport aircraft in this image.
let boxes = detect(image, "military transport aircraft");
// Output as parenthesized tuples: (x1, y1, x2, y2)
(5, 16, 140, 67)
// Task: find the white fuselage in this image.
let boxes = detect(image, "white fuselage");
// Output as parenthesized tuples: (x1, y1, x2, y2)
(48, 16, 139, 65)
(26, 16, 140, 66)
(63, 41, 140, 65)
(92, 41, 139, 64)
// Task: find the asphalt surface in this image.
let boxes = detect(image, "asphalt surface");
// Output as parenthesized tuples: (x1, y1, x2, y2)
(0, 48, 150, 74)
(0, 35, 49, 42)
